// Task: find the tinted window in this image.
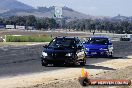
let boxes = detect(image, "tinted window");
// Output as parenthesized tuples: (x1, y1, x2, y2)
(49, 38, 76, 48)
(87, 38, 109, 45)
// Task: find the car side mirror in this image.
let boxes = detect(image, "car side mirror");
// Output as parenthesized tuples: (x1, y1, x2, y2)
(43, 45, 48, 48)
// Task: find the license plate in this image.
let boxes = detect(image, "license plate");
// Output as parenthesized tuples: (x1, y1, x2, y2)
(91, 52, 97, 54)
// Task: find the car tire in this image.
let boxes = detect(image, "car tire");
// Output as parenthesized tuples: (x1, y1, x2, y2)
(80, 59, 86, 66)
(109, 55, 113, 58)
(41, 60, 48, 66)
(53, 63, 64, 66)
(71, 54, 79, 66)
(80, 62, 86, 66)
(73, 60, 78, 66)
(53, 63, 58, 67)
(108, 52, 113, 58)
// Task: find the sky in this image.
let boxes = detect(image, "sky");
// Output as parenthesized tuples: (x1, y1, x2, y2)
(18, 0, 132, 17)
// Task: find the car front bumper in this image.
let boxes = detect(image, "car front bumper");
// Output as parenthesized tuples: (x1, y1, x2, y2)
(41, 56, 75, 63)
(85, 50, 109, 56)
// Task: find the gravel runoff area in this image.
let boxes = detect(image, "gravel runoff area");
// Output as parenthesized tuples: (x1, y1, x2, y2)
(0, 57, 132, 88)
(28, 65, 132, 88)
(27, 57, 132, 88)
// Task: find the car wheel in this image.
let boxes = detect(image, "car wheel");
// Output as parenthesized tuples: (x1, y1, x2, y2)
(72, 60, 78, 66)
(71, 54, 79, 66)
(53, 63, 64, 66)
(80, 58, 86, 66)
(108, 52, 113, 58)
(41, 60, 48, 66)
(53, 63, 58, 66)
(80, 62, 86, 66)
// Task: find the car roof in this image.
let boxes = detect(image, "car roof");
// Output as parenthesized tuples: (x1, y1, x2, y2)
(55, 36, 79, 39)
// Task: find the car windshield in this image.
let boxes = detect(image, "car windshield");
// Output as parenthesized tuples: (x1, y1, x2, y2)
(49, 38, 76, 48)
(87, 38, 109, 45)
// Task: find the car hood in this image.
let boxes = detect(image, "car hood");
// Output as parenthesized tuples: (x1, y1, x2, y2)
(43, 47, 74, 53)
(83, 44, 108, 49)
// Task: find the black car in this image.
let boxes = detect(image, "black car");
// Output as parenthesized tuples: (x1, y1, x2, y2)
(41, 37, 86, 66)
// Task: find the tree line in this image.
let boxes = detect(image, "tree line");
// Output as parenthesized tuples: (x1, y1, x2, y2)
(0, 15, 58, 30)
(66, 19, 132, 34)
(0, 15, 132, 34)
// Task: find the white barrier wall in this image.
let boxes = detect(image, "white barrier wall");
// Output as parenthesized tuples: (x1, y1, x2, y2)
(28, 26, 34, 30)
(6, 25, 15, 29)
(16, 26, 25, 30)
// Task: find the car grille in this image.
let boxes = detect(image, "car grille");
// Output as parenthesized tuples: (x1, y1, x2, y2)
(48, 53, 66, 58)
(89, 49, 99, 51)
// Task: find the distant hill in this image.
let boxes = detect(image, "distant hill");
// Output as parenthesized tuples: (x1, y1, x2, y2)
(14, 6, 93, 19)
(108, 14, 132, 22)
(0, 0, 34, 10)
(0, 0, 95, 19)
(1, 0, 130, 20)
(112, 14, 128, 20)
(1, 0, 132, 21)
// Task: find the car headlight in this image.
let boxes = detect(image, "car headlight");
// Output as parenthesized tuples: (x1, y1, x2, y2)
(108, 45, 113, 49)
(108, 45, 113, 52)
(86, 48, 89, 51)
(42, 52, 48, 56)
(65, 53, 72, 57)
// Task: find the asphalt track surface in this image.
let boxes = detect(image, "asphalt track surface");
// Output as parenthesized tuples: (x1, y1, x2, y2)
(0, 41, 132, 77)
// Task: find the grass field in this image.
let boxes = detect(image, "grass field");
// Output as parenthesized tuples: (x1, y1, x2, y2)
(6, 35, 52, 42)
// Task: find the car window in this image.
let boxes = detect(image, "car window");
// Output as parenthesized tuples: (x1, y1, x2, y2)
(49, 38, 76, 48)
(87, 38, 109, 45)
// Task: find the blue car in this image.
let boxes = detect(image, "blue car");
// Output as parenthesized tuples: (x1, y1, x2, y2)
(83, 36, 113, 57)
